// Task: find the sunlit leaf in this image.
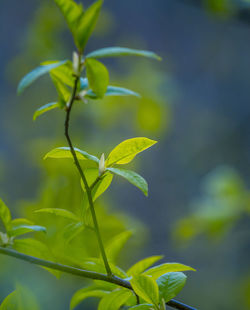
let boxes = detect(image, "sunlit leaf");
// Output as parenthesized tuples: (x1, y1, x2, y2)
(0, 199, 11, 232)
(70, 286, 108, 310)
(107, 168, 148, 196)
(17, 61, 66, 94)
(98, 289, 132, 310)
(62, 222, 85, 244)
(43, 147, 99, 163)
(106, 137, 157, 166)
(144, 263, 195, 279)
(86, 58, 109, 98)
(34, 208, 79, 221)
(76, 0, 103, 51)
(50, 73, 71, 102)
(157, 272, 187, 303)
(127, 256, 163, 276)
(129, 304, 154, 310)
(9, 225, 46, 237)
(50, 61, 74, 87)
(86, 47, 161, 61)
(106, 230, 133, 262)
(131, 274, 159, 306)
(33, 102, 60, 121)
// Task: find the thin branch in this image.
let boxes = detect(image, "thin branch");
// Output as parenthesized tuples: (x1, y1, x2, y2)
(64, 75, 112, 277)
(0, 247, 197, 310)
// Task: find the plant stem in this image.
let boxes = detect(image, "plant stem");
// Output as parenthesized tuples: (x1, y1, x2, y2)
(0, 247, 197, 310)
(64, 76, 112, 277)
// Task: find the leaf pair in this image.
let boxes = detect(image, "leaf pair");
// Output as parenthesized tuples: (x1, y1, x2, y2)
(44, 137, 157, 196)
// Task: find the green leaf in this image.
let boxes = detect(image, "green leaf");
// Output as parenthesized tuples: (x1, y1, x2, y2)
(62, 222, 84, 244)
(106, 230, 133, 262)
(43, 147, 99, 163)
(127, 256, 163, 276)
(81, 168, 113, 201)
(0, 199, 11, 232)
(144, 263, 196, 279)
(10, 218, 34, 227)
(157, 272, 187, 303)
(13, 238, 60, 278)
(0, 285, 40, 310)
(86, 86, 141, 99)
(33, 102, 60, 121)
(129, 305, 154, 310)
(17, 61, 66, 94)
(50, 61, 74, 88)
(70, 286, 108, 310)
(86, 58, 109, 98)
(106, 137, 157, 166)
(98, 289, 132, 310)
(86, 47, 161, 61)
(54, 0, 84, 38)
(9, 225, 46, 237)
(34, 208, 79, 222)
(107, 168, 148, 196)
(50, 73, 71, 102)
(131, 275, 159, 306)
(76, 0, 103, 51)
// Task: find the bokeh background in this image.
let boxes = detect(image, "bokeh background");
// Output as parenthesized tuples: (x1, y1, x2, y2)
(1, 0, 250, 309)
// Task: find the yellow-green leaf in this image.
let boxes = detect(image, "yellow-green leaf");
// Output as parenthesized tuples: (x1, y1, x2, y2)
(34, 208, 79, 221)
(106, 138, 157, 166)
(106, 230, 133, 262)
(98, 289, 132, 310)
(33, 102, 60, 121)
(86, 58, 109, 98)
(127, 256, 163, 276)
(144, 263, 196, 279)
(0, 199, 11, 232)
(131, 274, 159, 306)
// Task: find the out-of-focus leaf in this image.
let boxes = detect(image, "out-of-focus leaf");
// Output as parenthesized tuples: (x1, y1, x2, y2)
(127, 256, 163, 276)
(33, 102, 60, 121)
(50, 61, 74, 87)
(0, 284, 40, 310)
(43, 147, 99, 163)
(144, 263, 195, 279)
(50, 73, 71, 102)
(86, 86, 141, 99)
(62, 222, 84, 244)
(13, 238, 60, 278)
(86, 47, 161, 61)
(107, 168, 148, 196)
(131, 274, 159, 306)
(17, 61, 66, 94)
(157, 272, 187, 303)
(86, 58, 109, 98)
(76, 0, 103, 51)
(35, 208, 79, 221)
(98, 289, 132, 310)
(0, 199, 11, 231)
(70, 286, 108, 310)
(129, 304, 154, 310)
(9, 225, 46, 237)
(106, 137, 157, 166)
(106, 230, 133, 262)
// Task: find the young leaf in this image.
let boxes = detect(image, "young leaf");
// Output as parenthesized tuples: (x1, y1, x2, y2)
(86, 58, 109, 98)
(106, 230, 133, 262)
(127, 256, 163, 276)
(76, 0, 103, 51)
(17, 61, 66, 94)
(0, 199, 11, 232)
(50, 73, 71, 102)
(54, 0, 84, 38)
(86, 86, 141, 99)
(50, 61, 74, 87)
(80, 169, 113, 201)
(144, 263, 196, 279)
(71, 286, 108, 310)
(98, 289, 132, 310)
(106, 137, 157, 166)
(86, 47, 161, 61)
(107, 168, 148, 196)
(9, 225, 46, 237)
(43, 146, 99, 163)
(129, 305, 154, 310)
(35, 208, 79, 222)
(62, 222, 84, 244)
(33, 102, 60, 121)
(131, 274, 159, 307)
(157, 272, 187, 303)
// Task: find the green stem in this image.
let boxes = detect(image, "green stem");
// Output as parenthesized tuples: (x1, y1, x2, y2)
(64, 76, 112, 277)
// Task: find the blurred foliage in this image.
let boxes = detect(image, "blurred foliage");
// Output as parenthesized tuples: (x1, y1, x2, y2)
(174, 166, 250, 244)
